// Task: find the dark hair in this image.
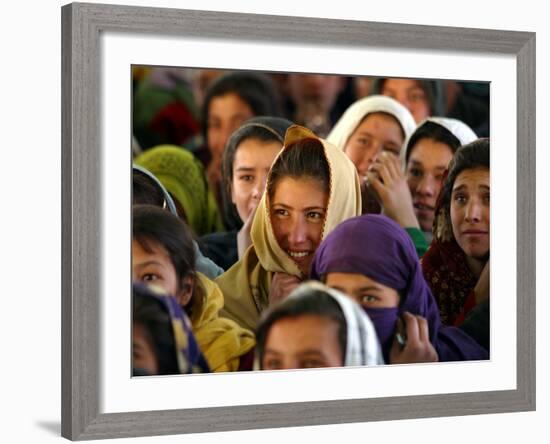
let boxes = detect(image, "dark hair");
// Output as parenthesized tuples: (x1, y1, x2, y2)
(405, 120, 462, 163)
(202, 72, 282, 142)
(373, 78, 445, 116)
(255, 288, 347, 367)
(132, 167, 172, 211)
(132, 204, 203, 319)
(220, 116, 293, 226)
(439, 138, 490, 223)
(133, 284, 179, 375)
(267, 138, 330, 201)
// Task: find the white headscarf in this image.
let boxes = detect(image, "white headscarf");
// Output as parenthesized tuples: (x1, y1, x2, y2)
(327, 95, 417, 168)
(423, 116, 478, 146)
(255, 281, 384, 369)
(319, 284, 385, 366)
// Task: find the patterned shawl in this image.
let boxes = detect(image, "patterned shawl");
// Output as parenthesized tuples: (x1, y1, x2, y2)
(133, 283, 211, 374)
(421, 169, 479, 326)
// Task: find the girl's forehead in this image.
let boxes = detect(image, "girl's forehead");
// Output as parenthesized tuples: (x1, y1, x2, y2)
(270, 177, 329, 208)
(454, 166, 490, 185)
(133, 237, 169, 257)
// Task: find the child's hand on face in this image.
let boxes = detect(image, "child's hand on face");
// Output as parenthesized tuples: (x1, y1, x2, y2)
(389, 312, 438, 364)
(268, 272, 302, 306)
(365, 152, 419, 229)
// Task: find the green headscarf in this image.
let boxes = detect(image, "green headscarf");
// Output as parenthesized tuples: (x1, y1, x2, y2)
(135, 145, 224, 236)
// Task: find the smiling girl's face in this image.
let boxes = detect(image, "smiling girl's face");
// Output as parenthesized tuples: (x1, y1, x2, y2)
(132, 238, 192, 307)
(270, 176, 329, 275)
(324, 272, 400, 308)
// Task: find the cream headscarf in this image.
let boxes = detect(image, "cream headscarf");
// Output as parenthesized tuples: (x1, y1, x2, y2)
(327, 95, 417, 168)
(216, 125, 361, 331)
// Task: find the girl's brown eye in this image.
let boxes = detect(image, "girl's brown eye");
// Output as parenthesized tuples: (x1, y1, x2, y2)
(307, 211, 324, 220)
(453, 192, 468, 204)
(360, 295, 378, 304)
(409, 168, 422, 178)
(273, 208, 288, 217)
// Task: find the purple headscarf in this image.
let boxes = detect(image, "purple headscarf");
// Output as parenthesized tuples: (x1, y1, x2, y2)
(310, 214, 488, 362)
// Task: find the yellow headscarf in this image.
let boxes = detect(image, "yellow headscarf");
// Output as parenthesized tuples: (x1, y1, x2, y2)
(216, 125, 362, 331)
(191, 273, 255, 372)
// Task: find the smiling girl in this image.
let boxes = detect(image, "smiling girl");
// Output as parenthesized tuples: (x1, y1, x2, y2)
(216, 125, 361, 331)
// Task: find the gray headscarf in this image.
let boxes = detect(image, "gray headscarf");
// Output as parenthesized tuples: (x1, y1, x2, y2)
(132, 164, 224, 279)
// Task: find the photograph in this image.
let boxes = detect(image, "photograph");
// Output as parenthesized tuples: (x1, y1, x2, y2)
(130, 66, 491, 376)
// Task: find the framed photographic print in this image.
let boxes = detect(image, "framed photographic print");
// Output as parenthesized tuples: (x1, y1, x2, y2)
(61, 2, 535, 440)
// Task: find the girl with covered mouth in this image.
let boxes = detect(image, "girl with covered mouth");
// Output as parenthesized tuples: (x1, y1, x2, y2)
(310, 214, 488, 363)
(216, 125, 361, 331)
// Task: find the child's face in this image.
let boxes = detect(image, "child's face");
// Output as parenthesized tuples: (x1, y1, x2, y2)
(207, 92, 254, 162)
(344, 112, 404, 178)
(450, 166, 490, 260)
(325, 272, 400, 309)
(262, 314, 343, 370)
(381, 78, 430, 124)
(406, 138, 454, 232)
(132, 239, 192, 306)
(132, 323, 158, 375)
(231, 138, 282, 223)
(270, 177, 329, 275)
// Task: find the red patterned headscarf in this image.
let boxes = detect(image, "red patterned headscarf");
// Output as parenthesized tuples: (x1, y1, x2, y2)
(421, 139, 489, 325)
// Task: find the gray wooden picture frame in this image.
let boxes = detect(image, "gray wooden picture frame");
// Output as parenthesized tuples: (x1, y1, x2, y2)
(61, 2, 536, 440)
